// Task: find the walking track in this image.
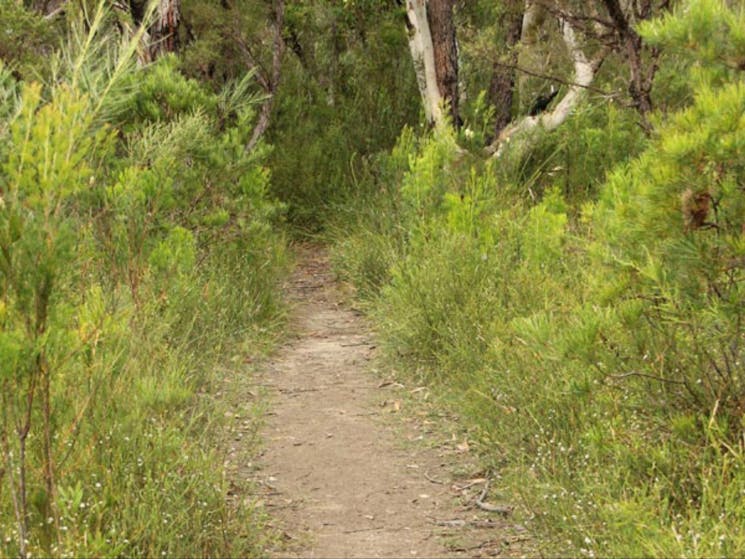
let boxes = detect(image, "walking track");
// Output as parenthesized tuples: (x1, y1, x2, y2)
(251, 245, 532, 558)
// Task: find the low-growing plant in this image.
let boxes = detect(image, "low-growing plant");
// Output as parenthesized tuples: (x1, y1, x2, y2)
(332, 2, 745, 556)
(0, 5, 286, 557)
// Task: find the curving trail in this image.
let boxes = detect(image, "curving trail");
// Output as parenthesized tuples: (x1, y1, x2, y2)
(251, 245, 531, 558)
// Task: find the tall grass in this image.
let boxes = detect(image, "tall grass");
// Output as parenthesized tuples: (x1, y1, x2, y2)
(0, 5, 286, 557)
(331, 5, 745, 552)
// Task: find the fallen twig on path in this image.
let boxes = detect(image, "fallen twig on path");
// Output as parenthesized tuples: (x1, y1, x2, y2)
(429, 517, 502, 529)
(424, 471, 445, 485)
(475, 480, 513, 515)
(452, 478, 487, 492)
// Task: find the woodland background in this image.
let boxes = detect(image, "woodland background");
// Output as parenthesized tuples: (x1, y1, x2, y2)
(1, 0, 744, 557)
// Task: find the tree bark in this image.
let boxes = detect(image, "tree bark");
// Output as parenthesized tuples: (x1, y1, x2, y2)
(487, 16, 604, 158)
(601, 0, 652, 115)
(404, 0, 458, 128)
(488, 5, 524, 138)
(405, 0, 444, 126)
(426, 0, 459, 127)
(148, 0, 181, 59)
(245, 0, 285, 152)
(113, 1, 179, 64)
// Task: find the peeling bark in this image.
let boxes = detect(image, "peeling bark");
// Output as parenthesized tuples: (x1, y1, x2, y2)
(112, 0, 179, 64)
(149, 0, 181, 59)
(405, 0, 445, 125)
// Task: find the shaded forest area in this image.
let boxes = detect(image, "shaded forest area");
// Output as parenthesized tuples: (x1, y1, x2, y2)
(1, 0, 745, 557)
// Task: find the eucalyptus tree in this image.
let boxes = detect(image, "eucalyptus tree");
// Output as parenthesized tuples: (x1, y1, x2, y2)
(403, 0, 459, 127)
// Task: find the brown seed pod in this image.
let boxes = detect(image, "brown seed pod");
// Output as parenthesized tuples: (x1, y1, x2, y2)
(680, 188, 712, 231)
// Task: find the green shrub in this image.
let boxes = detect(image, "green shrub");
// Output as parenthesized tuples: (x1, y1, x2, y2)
(333, 3, 745, 556)
(0, 0, 58, 79)
(0, 6, 286, 557)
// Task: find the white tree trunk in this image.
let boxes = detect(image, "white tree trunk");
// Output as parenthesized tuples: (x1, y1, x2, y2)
(406, 0, 444, 126)
(521, 0, 546, 46)
(486, 17, 603, 158)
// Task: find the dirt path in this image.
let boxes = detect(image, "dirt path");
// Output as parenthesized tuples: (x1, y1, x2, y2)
(252, 246, 531, 558)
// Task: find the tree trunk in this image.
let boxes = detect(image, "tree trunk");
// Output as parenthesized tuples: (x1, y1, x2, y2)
(245, 0, 285, 152)
(487, 16, 605, 158)
(405, 0, 444, 125)
(404, 0, 458, 128)
(426, 0, 459, 127)
(601, 0, 656, 124)
(488, 6, 524, 138)
(149, 0, 181, 59)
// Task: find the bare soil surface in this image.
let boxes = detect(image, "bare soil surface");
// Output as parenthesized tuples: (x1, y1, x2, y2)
(250, 245, 532, 558)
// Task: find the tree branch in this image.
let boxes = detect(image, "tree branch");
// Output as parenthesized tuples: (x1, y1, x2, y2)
(486, 16, 605, 158)
(245, 0, 285, 152)
(491, 60, 614, 97)
(236, 36, 271, 91)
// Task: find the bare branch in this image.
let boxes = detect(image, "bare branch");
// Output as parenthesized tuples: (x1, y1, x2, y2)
(246, 0, 286, 152)
(607, 371, 687, 386)
(43, 3, 67, 21)
(236, 36, 271, 91)
(491, 60, 615, 97)
(487, 16, 605, 158)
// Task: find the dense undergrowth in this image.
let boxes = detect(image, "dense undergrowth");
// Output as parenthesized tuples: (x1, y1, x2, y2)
(267, 1, 419, 232)
(331, 2, 745, 557)
(3, 0, 744, 557)
(0, 6, 286, 557)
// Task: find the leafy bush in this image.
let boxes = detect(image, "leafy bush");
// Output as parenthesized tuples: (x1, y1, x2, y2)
(332, 2, 745, 556)
(0, 0, 58, 79)
(0, 7, 285, 557)
(268, 3, 419, 231)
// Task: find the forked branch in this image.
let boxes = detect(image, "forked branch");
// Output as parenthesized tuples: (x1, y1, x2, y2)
(486, 15, 605, 158)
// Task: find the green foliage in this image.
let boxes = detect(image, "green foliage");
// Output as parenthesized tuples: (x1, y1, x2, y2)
(496, 100, 648, 208)
(125, 55, 215, 122)
(179, 0, 269, 84)
(0, 0, 58, 79)
(0, 6, 286, 557)
(268, 1, 420, 231)
(400, 125, 461, 216)
(332, 2, 745, 557)
(642, 0, 745, 81)
(592, 0, 745, 421)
